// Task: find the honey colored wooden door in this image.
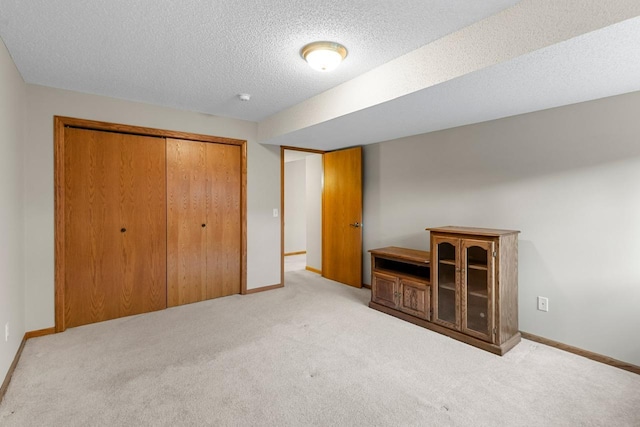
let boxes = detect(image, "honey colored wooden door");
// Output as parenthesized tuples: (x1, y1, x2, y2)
(167, 139, 207, 306)
(167, 140, 242, 304)
(64, 128, 166, 328)
(322, 146, 362, 287)
(206, 143, 242, 298)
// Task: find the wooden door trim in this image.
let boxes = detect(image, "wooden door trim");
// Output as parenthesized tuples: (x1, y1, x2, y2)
(54, 117, 66, 332)
(280, 147, 284, 288)
(280, 146, 326, 287)
(54, 116, 248, 332)
(55, 116, 246, 146)
(281, 145, 325, 154)
(240, 139, 248, 295)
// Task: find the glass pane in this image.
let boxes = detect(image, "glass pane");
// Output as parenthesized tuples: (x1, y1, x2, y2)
(466, 245, 489, 335)
(437, 242, 456, 324)
(467, 246, 487, 267)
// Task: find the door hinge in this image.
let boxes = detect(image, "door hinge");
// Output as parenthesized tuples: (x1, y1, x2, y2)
(493, 327, 497, 335)
(492, 251, 497, 257)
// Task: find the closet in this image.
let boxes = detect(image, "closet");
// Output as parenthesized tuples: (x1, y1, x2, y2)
(56, 117, 246, 331)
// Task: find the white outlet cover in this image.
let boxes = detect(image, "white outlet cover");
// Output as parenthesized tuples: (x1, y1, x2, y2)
(537, 296, 549, 312)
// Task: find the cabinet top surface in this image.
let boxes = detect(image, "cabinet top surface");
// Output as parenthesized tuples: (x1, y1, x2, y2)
(369, 246, 430, 264)
(426, 226, 520, 237)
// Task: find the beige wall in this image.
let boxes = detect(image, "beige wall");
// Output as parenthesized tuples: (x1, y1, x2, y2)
(24, 85, 281, 331)
(363, 90, 640, 365)
(0, 39, 26, 381)
(305, 154, 323, 271)
(284, 159, 306, 253)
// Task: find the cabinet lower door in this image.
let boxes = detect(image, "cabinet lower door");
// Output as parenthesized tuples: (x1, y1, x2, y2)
(399, 279, 430, 320)
(461, 239, 495, 342)
(372, 272, 399, 309)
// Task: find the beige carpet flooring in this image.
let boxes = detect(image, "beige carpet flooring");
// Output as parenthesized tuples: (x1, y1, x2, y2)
(1, 270, 639, 426)
(284, 253, 306, 272)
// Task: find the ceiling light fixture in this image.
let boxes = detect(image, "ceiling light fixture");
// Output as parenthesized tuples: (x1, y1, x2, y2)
(301, 41, 348, 72)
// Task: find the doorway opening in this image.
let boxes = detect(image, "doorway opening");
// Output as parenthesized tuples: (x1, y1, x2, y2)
(281, 145, 363, 288)
(281, 148, 323, 282)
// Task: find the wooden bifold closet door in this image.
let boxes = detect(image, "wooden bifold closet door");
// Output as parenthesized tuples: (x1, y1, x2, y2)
(167, 138, 242, 307)
(64, 128, 167, 328)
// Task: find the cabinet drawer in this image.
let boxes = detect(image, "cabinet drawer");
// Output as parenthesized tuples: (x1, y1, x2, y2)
(372, 272, 399, 309)
(399, 279, 430, 320)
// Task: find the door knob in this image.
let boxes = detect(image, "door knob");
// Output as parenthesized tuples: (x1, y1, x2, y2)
(349, 222, 362, 228)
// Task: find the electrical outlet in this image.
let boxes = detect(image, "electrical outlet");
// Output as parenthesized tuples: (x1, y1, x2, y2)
(4, 323, 8, 342)
(273, 208, 279, 218)
(537, 296, 549, 312)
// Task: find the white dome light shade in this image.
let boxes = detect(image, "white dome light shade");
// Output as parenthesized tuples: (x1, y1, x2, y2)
(301, 41, 348, 72)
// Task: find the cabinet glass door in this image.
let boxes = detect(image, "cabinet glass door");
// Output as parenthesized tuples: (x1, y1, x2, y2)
(434, 238, 459, 328)
(461, 239, 494, 341)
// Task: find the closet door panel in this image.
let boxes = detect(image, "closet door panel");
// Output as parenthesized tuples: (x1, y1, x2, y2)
(167, 139, 208, 306)
(64, 128, 121, 327)
(64, 128, 166, 327)
(120, 134, 167, 314)
(206, 143, 242, 298)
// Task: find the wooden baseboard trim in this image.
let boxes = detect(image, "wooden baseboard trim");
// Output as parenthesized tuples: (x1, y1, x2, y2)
(305, 266, 321, 275)
(0, 335, 27, 405)
(520, 332, 640, 375)
(284, 251, 306, 256)
(362, 283, 372, 290)
(24, 327, 56, 340)
(245, 283, 284, 294)
(1, 327, 58, 403)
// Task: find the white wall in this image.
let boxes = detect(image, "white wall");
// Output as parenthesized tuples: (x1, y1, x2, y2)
(363, 91, 640, 365)
(0, 39, 26, 382)
(24, 85, 281, 331)
(284, 159, 306, 253)
(305, 154, 323, 271)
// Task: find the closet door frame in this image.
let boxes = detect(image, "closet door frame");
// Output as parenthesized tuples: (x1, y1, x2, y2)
(54, 116, 247, 332)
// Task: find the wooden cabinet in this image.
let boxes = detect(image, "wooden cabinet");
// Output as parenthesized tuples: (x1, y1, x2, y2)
(370, 247, 431, 321)
(369, 227, 520, 356)
(429, 226, 520, 355)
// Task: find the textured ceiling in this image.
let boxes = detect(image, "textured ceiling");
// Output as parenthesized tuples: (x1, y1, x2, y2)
(2, 1, 639, 151)
(0, 0, 518, 122)
(264, 15, 640, 150)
